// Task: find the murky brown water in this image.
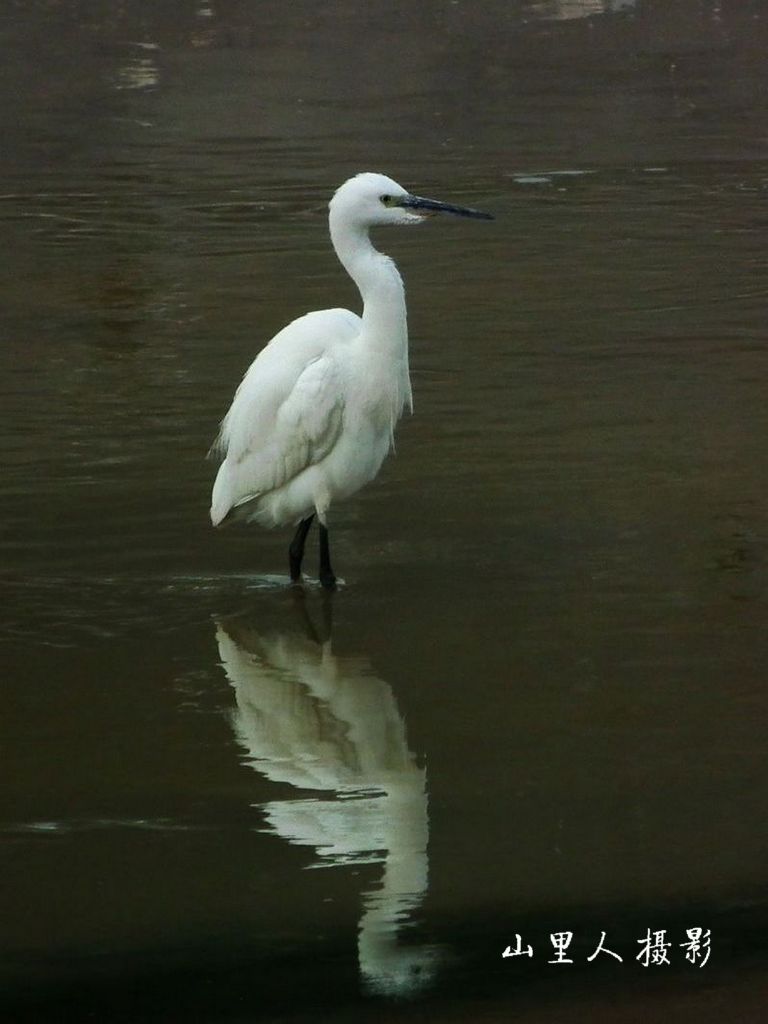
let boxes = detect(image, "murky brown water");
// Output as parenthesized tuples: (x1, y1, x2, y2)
(2, 2, 767, 1021)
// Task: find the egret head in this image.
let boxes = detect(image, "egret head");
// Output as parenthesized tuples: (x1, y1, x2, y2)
(329, 172, 492, 230)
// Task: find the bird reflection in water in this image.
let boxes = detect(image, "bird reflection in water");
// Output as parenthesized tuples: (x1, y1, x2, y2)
(214, 595, 439, 997)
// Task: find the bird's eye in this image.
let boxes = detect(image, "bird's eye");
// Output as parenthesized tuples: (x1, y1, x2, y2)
(380, 194, 393, 206)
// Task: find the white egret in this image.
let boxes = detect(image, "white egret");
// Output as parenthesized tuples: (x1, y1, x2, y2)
(209, 172, 492, 588)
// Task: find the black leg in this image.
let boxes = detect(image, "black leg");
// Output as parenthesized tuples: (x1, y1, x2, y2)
(318, 522, 336, 590)
(289, 515, 314, 582)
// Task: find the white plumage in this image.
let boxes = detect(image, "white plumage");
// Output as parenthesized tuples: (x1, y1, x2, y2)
(209, 172, 491, 586)
(210, 308, 364, 529)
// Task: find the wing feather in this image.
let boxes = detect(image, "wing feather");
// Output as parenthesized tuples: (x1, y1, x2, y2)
(210, 309, 359, 526)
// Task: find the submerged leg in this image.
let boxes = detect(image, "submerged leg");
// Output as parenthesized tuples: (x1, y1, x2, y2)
(318, 522, 336, 591)
(289, 515, 315, 582)
(291, 586, 334, 644)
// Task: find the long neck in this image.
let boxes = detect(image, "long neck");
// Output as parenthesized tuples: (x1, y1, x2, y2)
(329, 212, 408, 355)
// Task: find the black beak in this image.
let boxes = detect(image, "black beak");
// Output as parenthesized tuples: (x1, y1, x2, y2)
(400, 194, 493, 220)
